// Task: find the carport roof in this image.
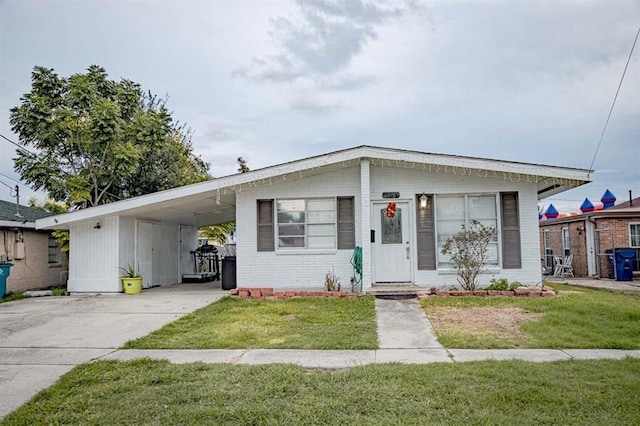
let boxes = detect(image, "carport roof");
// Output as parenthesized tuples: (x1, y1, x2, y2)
(36, 145, 592, 230)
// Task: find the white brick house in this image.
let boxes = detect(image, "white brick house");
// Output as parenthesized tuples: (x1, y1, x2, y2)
(37, 146, 591, 293)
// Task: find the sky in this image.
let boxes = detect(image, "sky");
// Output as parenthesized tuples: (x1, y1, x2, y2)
(0, 0, 639, 214)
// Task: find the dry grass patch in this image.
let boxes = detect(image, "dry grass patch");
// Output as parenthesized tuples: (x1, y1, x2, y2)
(427, 306, 542, 343)
(422, 284, 640, 349)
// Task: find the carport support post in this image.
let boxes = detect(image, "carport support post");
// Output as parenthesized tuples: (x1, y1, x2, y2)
(360, 159, 372, 292)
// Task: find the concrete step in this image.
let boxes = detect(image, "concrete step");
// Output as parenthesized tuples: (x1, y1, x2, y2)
(366, 285, 429, 296)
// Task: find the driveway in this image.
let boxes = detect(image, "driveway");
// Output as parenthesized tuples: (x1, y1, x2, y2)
(0, 283, 226, 419)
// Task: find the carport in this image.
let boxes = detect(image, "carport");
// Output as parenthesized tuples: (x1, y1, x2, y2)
(36, 177, 241, 293)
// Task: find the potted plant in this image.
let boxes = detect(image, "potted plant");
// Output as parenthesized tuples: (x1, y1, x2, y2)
(120, 264, 143, 294)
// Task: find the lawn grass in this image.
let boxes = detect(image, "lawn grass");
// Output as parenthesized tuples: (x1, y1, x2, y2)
(422, 284, 640, 349)
(124, 296, 377, 350)
(3, 358, 640, 425)
(0, 292, 25, 304)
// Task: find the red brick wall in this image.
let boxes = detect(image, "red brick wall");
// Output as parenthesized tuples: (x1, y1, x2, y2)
(539, 219, 588, 277)
(594, 217, 640, 278)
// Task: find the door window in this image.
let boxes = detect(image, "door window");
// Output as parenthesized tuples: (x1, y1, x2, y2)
(380, 208, 402, 244)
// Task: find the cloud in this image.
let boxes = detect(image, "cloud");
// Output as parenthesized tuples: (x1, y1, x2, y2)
(236, 0, 413, 88)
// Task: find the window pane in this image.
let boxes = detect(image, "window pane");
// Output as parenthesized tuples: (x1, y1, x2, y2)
(307, 199, 334, 211)
(278, 236, 304, 248)
(277, 212, 305, 223)
(381, 209, 403, 244)
(308, 224, 335, 236)
(278, 224, 304, 236)
(308, 211, 335, 223)
(277, 199, 305, 212)
(437, 220, 464, 242)
(436, 196, 464, 219)
(486, 243, 499, 265)
(468, 195, 496, 218)
(308, 236, 335, 249)
(631, 225, 640, 247)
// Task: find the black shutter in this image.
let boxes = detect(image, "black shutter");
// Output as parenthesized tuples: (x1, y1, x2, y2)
(337, 197, 355, 249)
(257, 199, 275, 252)
(416, 194, 436, 270)
(500, 192, 521, 269)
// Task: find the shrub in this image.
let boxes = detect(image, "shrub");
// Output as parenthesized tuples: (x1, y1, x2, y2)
(486, 278, 524, 291)
(325, 270, 340, 292)
(441, 220, 496, 291)
(486, 278, 509, 291)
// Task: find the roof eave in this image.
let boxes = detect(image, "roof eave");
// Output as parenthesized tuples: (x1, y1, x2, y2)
(36, 145, 592, 229)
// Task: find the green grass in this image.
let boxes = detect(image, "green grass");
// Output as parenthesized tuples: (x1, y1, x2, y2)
(0, 292, 25, 304)
(3, 358, 640, 425)
(124, 296, 377, 350)
(422, 284, 640, 349)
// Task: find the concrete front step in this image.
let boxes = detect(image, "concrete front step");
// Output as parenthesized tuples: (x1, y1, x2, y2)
(366, 285, 428, 296)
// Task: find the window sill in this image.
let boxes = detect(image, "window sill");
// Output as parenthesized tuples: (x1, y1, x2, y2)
(49, 263, 63, 268)
(275, 249, 338, 256)
(437, 268, 501, 275)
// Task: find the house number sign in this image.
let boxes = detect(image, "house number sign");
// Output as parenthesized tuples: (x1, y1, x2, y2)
(382, 192, 400, 199)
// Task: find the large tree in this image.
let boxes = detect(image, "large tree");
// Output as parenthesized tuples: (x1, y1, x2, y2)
(10, 65, 209, 208)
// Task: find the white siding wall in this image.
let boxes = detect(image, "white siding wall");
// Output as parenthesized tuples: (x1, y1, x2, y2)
(179, 226, 198, 277)
(68, 216, 121, 292)
(152, 223, 180, 285)
(119, 216, 136, 276)
(370, 165, 541, 287)
(236, 163, 542, 290)
(236, 166, 362, 289)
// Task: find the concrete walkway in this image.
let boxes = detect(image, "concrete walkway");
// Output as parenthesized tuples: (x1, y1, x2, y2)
(546, 277, 640, 292)
(375, 297, 443, 349)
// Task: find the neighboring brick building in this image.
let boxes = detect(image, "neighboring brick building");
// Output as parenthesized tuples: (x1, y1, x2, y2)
(539, 196, 640, 279)
(0, 200, 68, 293)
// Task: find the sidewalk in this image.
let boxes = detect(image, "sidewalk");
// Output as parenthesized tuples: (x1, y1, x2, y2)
(546, 277, 640, 292)
(100, 348, 640, 367)
(99, 296, 640, 367)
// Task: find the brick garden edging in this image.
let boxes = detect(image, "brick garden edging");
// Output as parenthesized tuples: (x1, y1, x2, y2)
(229, 288, 358, 299)
(418, 286, 557, 299)
(229, 286, 557, 299)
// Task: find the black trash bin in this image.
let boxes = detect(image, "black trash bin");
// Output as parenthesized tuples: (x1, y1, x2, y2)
(605, 249, 615, 279)
(221, 256, 237, 290)
(614, 248, 636, 281)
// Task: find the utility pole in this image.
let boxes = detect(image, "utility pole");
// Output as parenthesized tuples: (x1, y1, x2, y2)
(14, 185, 22, 217)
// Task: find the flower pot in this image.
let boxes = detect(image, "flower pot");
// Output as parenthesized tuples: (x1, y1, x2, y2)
(122, 277, 143, 294)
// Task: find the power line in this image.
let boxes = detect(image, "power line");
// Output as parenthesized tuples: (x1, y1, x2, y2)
(0, 179, 13, 191)
(0, 171, 26, 187)
(588, 25, 640, 177)
(0, 133, 37, 156)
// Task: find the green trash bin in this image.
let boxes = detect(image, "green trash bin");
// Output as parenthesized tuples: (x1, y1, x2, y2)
(0, 263, 14, 298)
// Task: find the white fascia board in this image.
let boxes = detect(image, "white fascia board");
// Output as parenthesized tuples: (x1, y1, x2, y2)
(360, 146, 592, 181)
(35, 145, 591, 230)
(0, 220, 36, 229)
(36, 149, 363, 230)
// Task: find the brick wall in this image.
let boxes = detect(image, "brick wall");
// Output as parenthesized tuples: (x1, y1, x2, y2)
(539, 220, 588, 276)
(2, 228, 68, 293)
(594, 217, 640, 278)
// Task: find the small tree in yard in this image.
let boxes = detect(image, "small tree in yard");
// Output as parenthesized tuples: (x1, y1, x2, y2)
(441, 220, 496, 291)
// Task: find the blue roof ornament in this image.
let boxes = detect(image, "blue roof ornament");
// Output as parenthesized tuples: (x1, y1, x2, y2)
(580, 198, 594, 213)
(601, 189, 616, 209)
(545, 204, 559, 219)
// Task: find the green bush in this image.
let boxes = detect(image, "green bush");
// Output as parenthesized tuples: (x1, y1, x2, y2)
(486, 278, 523, 291)
(486, 278, 508, 291)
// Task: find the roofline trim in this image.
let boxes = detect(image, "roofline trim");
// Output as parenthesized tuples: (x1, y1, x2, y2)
(37, 145, 592, 229)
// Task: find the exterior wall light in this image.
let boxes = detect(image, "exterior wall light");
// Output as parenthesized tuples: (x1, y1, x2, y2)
(419, 193, 428, 210)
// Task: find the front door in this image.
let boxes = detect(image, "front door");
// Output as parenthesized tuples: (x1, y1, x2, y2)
(372, 201, 412, 283)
